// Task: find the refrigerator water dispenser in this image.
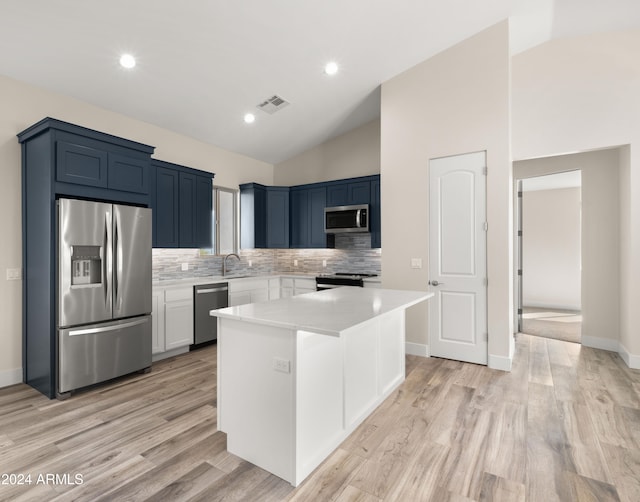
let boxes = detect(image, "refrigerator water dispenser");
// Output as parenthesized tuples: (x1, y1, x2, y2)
(70, 246, 101, 286)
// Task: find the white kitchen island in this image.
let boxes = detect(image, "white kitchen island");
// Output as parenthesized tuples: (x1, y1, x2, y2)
(211, 286, 432, 486)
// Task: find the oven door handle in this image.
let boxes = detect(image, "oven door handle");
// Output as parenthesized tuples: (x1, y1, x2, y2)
(316, 283, 344, 290)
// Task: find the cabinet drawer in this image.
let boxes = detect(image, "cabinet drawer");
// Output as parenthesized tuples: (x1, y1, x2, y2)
(294, 278, 316, 290)
(165, 287, 193, 302)
(229, 279, 268, 292)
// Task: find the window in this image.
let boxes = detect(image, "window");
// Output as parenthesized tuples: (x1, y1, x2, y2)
(211, 186, 239, 255)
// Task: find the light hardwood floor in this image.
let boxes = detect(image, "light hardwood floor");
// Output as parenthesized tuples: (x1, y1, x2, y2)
(1, 333, 639, 501)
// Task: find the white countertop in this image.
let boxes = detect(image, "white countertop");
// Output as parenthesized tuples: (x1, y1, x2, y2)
(211, 286, 431, 336)
(153, 273, 381, 289)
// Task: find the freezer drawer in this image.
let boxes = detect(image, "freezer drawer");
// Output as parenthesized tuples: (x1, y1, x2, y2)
(58, 315, 152, 395)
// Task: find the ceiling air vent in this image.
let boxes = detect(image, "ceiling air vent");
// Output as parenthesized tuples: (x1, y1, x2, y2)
(256, 95, 290, 114)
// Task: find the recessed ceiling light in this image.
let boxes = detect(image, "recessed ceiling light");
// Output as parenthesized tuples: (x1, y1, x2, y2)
(324, 61, 339, 76)
(119, 53, 136, 69)
(244, 113, 256, 124)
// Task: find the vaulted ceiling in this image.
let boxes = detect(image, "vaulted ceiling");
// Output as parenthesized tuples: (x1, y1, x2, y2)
(2, 1, 639, 164)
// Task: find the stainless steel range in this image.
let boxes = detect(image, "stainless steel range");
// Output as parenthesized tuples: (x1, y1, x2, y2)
(315, 272, 378, 290)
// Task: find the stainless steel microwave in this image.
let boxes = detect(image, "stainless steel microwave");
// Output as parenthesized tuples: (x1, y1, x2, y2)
(324, 204, 369, 233)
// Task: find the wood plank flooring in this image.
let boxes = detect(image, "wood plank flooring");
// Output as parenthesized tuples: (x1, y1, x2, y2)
(1, 333, 639, 501)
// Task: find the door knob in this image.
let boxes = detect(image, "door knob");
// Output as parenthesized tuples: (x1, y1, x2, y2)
(429, 280, 443, 286)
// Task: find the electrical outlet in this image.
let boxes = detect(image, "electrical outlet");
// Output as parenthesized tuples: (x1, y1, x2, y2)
(273, 357, 291, 374)
(322, 259, 327, 268)
(293, 259, 298, 267)
(181, 262, 189, 271)
(6, 268, 21, 281)
(248, 260, 253, 267)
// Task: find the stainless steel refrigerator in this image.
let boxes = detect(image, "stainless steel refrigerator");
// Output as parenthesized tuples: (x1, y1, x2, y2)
(57, 198, 152, 397)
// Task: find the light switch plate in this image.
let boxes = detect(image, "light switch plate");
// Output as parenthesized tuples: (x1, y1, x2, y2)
(410, 258, 422, 269)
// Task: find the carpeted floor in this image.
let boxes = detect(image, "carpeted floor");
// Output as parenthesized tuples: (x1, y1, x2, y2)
(521, 307, 582, 344)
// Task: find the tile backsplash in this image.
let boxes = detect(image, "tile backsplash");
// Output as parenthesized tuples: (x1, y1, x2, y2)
(152, 234, 381, 281)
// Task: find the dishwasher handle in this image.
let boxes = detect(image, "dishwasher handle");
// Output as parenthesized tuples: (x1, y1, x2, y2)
(196, 286, 228, 294)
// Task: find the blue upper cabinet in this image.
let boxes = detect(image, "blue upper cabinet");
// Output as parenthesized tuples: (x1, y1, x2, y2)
(266, 187, 290, 248)
(18, 118, 155, 205)
(151, 159, 214, 248)
(241, 174, 379, 250)
(152, 165, 180, 247)
(56, 140, 108, 188)
(240, 183, 289, 249)
(194, 176, 213, 248)
(326, 183, 348, 207)
(108, 152, 149, 194)
(290, 186, 326, 248)
(289, 189, 309, 248)
(326, 179, 371, 207)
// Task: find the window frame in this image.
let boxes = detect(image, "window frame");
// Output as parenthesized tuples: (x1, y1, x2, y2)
(209, 185, 239, 256)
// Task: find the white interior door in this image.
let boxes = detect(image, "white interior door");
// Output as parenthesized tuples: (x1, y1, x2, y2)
(429, 151, 487, 365)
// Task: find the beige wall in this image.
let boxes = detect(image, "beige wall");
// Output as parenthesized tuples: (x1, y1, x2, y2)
(512, 29, 640, 365)
(522, 187, 581, 310)
(515, 149, 621, 348)
(381, 21, 513, 368)
(274, 119, 380, 186)
(0, 74, 273, 386)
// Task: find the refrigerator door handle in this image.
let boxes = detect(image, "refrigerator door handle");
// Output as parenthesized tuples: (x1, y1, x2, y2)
(68, 317, 149, 336)
(105, 210, 113, 313)
(114, 209, 122, 312)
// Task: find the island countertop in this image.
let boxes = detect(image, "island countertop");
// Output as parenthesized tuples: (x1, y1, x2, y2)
(211, 286, 432, 336)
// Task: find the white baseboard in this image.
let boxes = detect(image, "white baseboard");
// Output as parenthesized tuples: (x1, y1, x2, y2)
(0, 367, 23, 389)
(619, 343, 640, 370)
(405, 342, 429, 357)
(152, 346, 190, 362)
(581, 336, 619, 353)
(488, 353, 512, 372)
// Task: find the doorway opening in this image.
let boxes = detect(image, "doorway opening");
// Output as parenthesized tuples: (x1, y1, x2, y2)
(517, 171, 582, 344)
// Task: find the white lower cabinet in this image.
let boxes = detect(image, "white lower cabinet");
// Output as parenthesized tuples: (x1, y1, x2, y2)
(165, 298, 194, 350)
(152, 285, 194, 359)
(293, 278, 316, 295)
(151, 290, 164, 354)
(228, 278, 270, 306)
(152, 276, 320, 359)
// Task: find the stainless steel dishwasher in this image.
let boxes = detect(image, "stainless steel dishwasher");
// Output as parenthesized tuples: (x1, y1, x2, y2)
(192, 283, 228, 347)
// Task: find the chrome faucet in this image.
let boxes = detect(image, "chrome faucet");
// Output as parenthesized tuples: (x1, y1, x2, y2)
(222, 253, 240, 276)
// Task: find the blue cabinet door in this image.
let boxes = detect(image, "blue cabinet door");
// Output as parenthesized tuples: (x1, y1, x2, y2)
(266, 187, 290, 248)
(108, 153, 149, 194)
(347, 181, 371, 205)
(327, 183, 348, 207)
(290, 189, 309, 248)
(308, 187, 327, 248)
(327, 180, 370, 206)
(154, 167, 180, 247)
(56, 140, 108, 188)
(194, 176, 213, 248)
(179, 172, 197, 247)
(290, 186, 325, 248)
